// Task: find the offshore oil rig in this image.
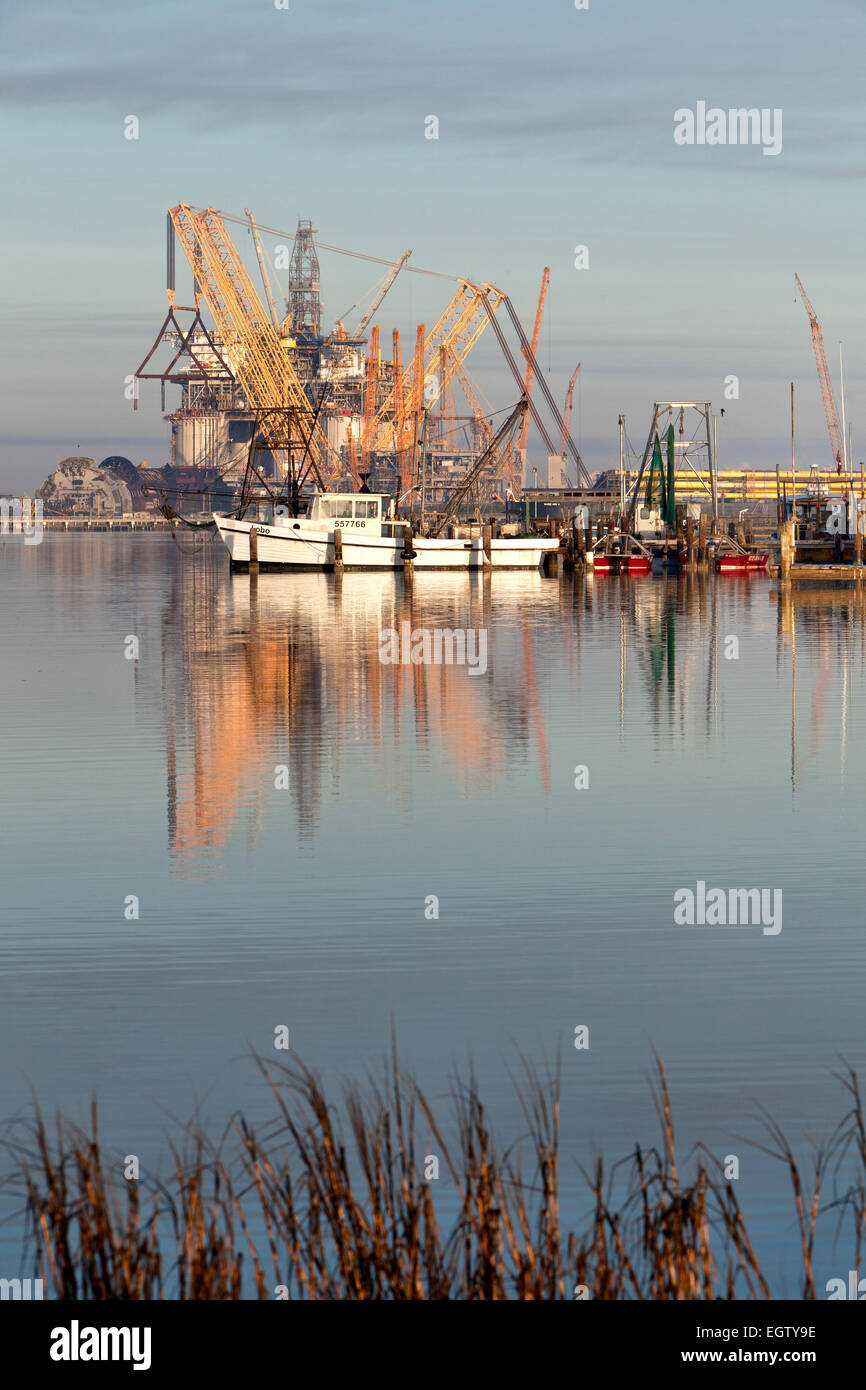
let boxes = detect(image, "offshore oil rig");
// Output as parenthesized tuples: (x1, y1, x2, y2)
(132, 206, 588, 515)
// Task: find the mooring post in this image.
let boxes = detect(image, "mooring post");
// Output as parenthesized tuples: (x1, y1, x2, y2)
(698, 515, 709, 569)
(482, 523, 493, 569)
(333, 526, 343, 574)
(685, 516, 695, 568)
(779, 519, 794, 579)
(249, 525, 259, 571)
(402, 524, 415, 578)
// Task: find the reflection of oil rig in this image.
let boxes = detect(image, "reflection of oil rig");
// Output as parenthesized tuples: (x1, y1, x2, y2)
(158, 568, 557, 865)
(134, 206, 588, 513)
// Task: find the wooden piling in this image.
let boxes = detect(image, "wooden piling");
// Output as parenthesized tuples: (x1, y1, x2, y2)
(779, 519, 794, 579)
(333, 526, 343, 573)
(562, 525, 575, 572)
(698, 515, 709, 568)
(249, 525, 259, 570)
(685, 516, 695, 568)
(402, 525, 415, 578)
(482, 523, 493, 568)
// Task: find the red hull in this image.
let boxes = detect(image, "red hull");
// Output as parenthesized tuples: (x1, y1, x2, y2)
(715, 552, 769, 573)
(592, 555, 652, 574)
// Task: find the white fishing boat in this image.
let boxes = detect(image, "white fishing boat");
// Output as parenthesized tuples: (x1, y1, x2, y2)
(214, 491, 559, 571)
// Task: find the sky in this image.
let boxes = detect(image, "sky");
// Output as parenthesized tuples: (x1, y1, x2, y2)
(0, 0, 863, 492)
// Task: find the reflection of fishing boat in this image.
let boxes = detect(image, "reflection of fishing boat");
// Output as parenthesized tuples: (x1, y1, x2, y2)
(588, 530, 653, 575)
(215, 492, 559, 570)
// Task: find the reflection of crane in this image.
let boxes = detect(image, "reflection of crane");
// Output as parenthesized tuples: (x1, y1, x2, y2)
(794, 274, 845, 470)
(520, 616, 551, 796)
(559, 363, 580, 475)
(516, 267, 550, 461)
(169, 204, 340, 480)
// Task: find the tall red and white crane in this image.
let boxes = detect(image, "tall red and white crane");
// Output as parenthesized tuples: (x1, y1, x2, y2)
(794, 274, 845, 471)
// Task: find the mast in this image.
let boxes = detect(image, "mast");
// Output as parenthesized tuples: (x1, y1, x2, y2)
(839, 343, 848, 472)
(795, 378, 800, 514)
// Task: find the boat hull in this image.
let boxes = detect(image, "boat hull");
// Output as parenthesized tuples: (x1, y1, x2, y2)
(214, 516, 558, 570)
(591, 554, 652, 574)
(715, 552, 770, 573)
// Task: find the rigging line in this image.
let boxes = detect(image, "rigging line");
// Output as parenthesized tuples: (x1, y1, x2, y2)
(193, 207, 458, 282)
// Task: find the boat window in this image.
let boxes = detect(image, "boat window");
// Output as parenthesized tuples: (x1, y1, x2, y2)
(354, 499, 378, 518)
(318, 499, 354, 519)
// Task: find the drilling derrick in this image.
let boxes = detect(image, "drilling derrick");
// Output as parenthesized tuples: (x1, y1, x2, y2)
(288, 219, 322, 341)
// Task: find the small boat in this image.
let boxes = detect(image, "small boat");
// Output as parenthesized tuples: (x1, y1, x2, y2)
(588, 530, 653, 575)
(715, 550, 769, 573)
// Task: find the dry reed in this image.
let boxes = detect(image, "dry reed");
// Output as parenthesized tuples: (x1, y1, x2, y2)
(2, 1047, 863, 1300)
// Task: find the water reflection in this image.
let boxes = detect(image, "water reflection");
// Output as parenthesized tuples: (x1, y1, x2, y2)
(158, 553, 564, 873)
(154, 547, 866, 872)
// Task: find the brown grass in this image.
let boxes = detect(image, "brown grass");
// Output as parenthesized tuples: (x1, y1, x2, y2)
(2, 1047, 863, 1300)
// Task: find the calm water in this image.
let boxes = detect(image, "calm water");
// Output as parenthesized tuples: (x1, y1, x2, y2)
(2, 532, 865, 1293)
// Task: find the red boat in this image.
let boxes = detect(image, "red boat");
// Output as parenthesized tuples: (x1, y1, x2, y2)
(589, 529, 653, 575)
(715, 551, 769, 573)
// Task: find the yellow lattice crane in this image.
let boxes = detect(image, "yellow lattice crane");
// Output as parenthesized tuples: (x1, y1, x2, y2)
(169, 204, 342, 483)
(372, 281, 505, 453)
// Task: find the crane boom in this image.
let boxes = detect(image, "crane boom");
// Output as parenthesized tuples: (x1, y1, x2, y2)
(794, 273, 845, 470)
(245, 208, 279, 331)
(517, 267, 550, 455)
(355, 251, 411, 337)
(446, 348, 514, 494)
(372, 281, 504, 452)
(559, 363, 581, 461)
(169, 204, 341, 481)
(427, 399, 527, 536)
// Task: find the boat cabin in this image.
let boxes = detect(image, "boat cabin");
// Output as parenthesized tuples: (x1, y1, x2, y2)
(240, 491, 399, 535)
(305, 493, 387, 532)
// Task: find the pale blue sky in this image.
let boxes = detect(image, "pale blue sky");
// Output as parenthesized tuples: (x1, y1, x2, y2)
(1, 0, 863, 490)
